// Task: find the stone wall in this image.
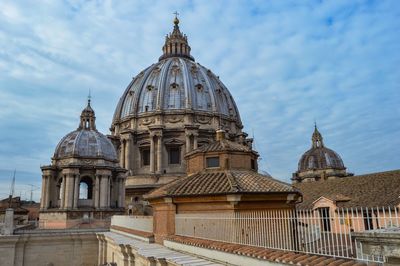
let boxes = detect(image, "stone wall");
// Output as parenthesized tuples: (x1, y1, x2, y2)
(0, 231, 99, 266)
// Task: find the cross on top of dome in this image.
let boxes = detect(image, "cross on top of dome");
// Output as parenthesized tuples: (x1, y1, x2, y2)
(159, 13, 194, 61)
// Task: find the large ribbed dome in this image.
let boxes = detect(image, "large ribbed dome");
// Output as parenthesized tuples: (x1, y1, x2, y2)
(297, 126, 345, 172)
(112, 17, 241, 127)
(112, 58, 240, 123)
(54, 100, 118, 162)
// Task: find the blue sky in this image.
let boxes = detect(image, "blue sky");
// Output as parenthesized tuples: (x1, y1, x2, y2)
(0, 0, 399, 201)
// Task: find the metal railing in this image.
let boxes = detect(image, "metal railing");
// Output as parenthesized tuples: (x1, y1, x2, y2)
(175, 206, 400, 263)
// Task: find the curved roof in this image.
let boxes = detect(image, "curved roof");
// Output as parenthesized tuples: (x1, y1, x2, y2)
(298, 147, 345, 171)
(54, 129, 117, 161)
(54, 100, 118, 162)
(113, 58, 241, 125)
(297, 126, 345, 172)
(112, 19, 241, 127)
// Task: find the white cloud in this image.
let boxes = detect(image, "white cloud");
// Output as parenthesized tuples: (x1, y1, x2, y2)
(0, 0, 398, 190)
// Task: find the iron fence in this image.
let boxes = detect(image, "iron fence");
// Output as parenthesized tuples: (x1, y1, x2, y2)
(175, 206, 400, 263)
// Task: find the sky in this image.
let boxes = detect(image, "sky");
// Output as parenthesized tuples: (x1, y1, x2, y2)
(0, 0, 399, 202)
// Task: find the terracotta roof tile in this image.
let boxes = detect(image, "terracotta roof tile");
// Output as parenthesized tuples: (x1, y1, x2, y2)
(295, 169, 400, 209)
(165, 235, 365, 266)
(145, 170, 297, 199)
(186, 139, 254, 155)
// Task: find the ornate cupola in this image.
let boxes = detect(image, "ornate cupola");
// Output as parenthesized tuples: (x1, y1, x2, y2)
(39, 98, 126, 229)
(292, 124, 353, 183)
(79, 97, 96, 130)
(311, 125, 323, 148)
(159, 13, 194, 61)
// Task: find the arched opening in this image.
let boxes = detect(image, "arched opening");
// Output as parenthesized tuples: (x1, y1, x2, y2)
(79, 176, 93, 200)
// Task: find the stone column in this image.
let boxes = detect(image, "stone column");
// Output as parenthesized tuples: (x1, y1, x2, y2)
(73, 174, 80, 209)
(45, 175, 51, 208)
(118, 178, 124, 208)
(156, 134, 163, 174)
(107, 176, 111, 207)
(121, 177, 126, 208)
(150, 135, 155, 173)
(193, 133, 198, 150)
(65, 175, 74, 209)
(95, 175, 100, 208)
(60, 176, 66, 209)
(120, 140, 125, 168)
(125, 137, 131, 171)
(100, 175, 108, 208)
(185, 134, 191, 153)
(40, 175, 47, 209)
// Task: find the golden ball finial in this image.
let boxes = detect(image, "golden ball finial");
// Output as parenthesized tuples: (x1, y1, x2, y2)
(173, 11, 180, 25)
(174, 17, 179, 25)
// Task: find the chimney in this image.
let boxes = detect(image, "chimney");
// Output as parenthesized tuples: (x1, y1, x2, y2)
(216, 129, 226, 141)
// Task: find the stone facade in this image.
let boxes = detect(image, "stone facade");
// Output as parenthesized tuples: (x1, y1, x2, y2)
(0, 232, 99, 266)
(39, 100, 126, 229)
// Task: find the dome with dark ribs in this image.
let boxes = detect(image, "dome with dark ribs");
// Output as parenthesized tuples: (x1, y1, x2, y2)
(298, 126, 345, 171)
(54, 100, 118, 162)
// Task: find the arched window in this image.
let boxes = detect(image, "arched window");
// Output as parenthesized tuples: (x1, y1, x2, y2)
(167, 83, 182, 108)
(79, 176, 93, 200)
(168, 146, 181, 164)
(139, 85, 157, 112)
(308, 157, 315, 169)
(195, 84, 212, 111)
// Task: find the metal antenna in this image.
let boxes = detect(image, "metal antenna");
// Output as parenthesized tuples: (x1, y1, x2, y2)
(8, 169, 16, 208)
(27, 184, 40, 204)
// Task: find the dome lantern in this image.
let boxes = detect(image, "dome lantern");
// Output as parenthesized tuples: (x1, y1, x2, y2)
(79, 96, 96, 130)
(311, 123, 323, 148)
(159, 13, 194, 62)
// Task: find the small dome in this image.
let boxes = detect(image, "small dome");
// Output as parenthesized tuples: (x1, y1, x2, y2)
(54, 130, 117, 161)
(297, 126, 345, 172)
(54, 99, 118, 162)
(298, 146, 345, 171)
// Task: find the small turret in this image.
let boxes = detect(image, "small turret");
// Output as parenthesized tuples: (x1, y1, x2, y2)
(79, 96, 96, 130)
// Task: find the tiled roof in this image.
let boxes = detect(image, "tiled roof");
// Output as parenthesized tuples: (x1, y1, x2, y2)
(295, 169, 400, 209)
(145, 170, 297, 199)
(165, 235, 372, 266)
(186, 139, 254, 156)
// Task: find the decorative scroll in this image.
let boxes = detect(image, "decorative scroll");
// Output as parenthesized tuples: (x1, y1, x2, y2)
(166, 115, 184, 123)
(196, 115, 212, 124)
